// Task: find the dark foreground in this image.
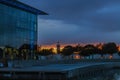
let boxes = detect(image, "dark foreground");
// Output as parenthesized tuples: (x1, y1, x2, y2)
(1, 68, 120, 80)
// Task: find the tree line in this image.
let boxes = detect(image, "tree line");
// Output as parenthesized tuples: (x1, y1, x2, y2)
(0, 44, 37, 60)
(38, 42, 120, 59)
(0, 42, 120, 60)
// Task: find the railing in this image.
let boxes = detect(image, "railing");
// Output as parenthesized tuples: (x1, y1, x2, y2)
(11, 59, 120, 68)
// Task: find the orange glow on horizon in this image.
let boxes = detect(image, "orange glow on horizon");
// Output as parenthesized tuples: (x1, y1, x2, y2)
(118, 46, 120, 51)
(38, 42, 120, 53)
(39, 42, 104, 48)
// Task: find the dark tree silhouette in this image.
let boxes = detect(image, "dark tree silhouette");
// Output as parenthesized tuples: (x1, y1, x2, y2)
(19, 44, 31, 50)
(61, 45, 74, 56)
(19, 44, 30, 60)
(19, 44, 38, 51)
(0, 48, 3, 59)
(4, 45, 14, 60)
(102, 42, 118, 59)
(38, 48, 54, 56)
(80, 44, 99, 59)
(74, 44, 83, 52)
(19, 43, 38, 59)
(80, 48, 90, 58)
(97, 48, 104, 59)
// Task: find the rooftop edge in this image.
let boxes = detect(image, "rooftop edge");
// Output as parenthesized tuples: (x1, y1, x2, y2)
(0, 0, 48, 15)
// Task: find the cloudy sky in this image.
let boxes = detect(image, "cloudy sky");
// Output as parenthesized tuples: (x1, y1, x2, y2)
(20, 0, 120, 45)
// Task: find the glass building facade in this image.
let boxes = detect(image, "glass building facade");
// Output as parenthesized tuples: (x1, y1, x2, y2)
(0, 0, 47, 49)
(0, 3, 37, 48)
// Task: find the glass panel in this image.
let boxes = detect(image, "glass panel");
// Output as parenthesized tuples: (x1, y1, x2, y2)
(0, 3, 37, 48)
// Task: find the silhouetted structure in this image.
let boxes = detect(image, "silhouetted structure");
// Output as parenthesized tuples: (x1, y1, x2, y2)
(56, 41, 60, 54)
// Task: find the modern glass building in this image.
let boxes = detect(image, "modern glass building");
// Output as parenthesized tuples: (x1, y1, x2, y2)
(0, 0, 47, 49)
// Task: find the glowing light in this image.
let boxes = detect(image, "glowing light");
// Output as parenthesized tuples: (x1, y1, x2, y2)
(74, 55, 80, 59)
(118, 46, 120, 51)
(109, 55, 113, 59)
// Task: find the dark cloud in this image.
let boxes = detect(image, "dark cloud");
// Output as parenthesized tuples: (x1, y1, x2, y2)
(20, 0, 120, 44)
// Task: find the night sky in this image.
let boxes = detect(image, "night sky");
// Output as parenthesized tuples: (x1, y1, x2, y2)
(20, 0, 120, 45)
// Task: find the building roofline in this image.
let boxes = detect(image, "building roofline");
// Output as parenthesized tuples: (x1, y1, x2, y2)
(0, 0, 48, 15)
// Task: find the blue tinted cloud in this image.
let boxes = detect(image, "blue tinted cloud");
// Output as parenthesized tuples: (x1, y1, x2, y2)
(20, 0, 120, 44)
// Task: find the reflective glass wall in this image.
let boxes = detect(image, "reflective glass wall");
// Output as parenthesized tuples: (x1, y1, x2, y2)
(0, 3, 37, 48)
